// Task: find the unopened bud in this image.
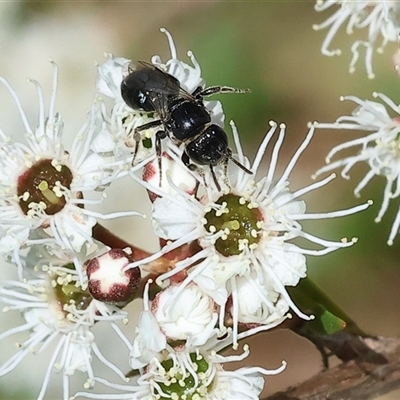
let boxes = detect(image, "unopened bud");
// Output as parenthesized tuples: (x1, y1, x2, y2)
(86, 249, 141, 306)
(143, 152, 197, 202)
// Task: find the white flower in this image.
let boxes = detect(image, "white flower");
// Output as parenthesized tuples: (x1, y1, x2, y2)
(74, 335, 286, 400)
(0, 246, 131, 400)
(0, 61, 141, 279)
(313, 0, 400, 78)
(130, 307, 167, 370)
(96, 28, 224, 165)
(314, 92, 400, 245)
(152, 283, 219, 346)
(96, 55, 131, 100)
(127, 121, 370, 345)
(235, 272, 290, 325)
(130, 280, 218, 369)
(150, 28, 205, 93)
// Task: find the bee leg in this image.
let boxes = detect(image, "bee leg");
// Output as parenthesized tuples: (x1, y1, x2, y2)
(131, 119, 163, 165)
(191, 86, 204, 97)
(222, 158, 231, 190)
(196, 86, 251, 99)
(182, 152, 207, 188)
(210, 166, 221, 192)
(131, 139, 140, 167)
(181, 151, 196, 171)
(155, 130, 167, 186)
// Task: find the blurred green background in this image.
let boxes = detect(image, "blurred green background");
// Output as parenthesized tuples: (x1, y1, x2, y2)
(0, 1, 399, 399)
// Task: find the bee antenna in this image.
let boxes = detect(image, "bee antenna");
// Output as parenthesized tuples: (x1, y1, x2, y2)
(228, 153, 253, 175)
(210, 166, 221, 192)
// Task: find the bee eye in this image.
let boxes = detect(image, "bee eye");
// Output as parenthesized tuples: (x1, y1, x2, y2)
(138, 92, 147, 106)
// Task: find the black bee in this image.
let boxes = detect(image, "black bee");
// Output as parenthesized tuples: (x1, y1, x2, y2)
(120, 62, 251, 189)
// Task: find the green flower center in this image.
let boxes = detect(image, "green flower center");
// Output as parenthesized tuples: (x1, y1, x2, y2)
(156, 353, 212, 400)
(17, 158, 73, 216)
(203, 193, 263, 257)
(53, 263, 92, 313)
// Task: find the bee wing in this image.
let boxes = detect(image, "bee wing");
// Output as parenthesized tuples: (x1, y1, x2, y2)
(151, 91, 169, 120)
(137, 61, 195, 101)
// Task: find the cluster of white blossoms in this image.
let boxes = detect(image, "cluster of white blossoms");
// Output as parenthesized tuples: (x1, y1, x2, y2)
(314, 92, 400, 245)
(314, 0, 400, 78)
(0, 28, 372, 400)
(0, 56, 141, 398)
(0, 61, 142, 282)
(0, 243, 135, 400)
(313, 2, 400, 247)
(127, 121, 370, 348)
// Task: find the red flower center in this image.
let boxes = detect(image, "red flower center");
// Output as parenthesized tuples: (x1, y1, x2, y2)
(17, 158, 73, 216)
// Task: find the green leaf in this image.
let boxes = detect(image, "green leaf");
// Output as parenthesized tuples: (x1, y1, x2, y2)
(288, 278, 376, 366)
(306, 304, 346, 335)
(287, 277, 366, 337)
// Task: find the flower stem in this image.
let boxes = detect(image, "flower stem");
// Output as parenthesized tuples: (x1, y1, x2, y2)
(92, 223, 175, 276)
(93, 223, 152, 260)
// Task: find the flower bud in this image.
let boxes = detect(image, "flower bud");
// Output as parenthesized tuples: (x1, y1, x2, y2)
(151, 283, 218, 347)
(143, 152, 197, 202)
(86, 249, 140, 306)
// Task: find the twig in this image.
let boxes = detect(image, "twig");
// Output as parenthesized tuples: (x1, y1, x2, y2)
(263, 337, 400, 400)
